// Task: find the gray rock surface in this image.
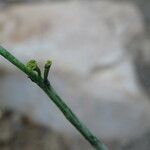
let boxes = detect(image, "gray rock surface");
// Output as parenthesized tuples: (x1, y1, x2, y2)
(131, 36, 150, 97)
(116, 129, 150, 150)
(0, 1, 149, 141)
(114, 0, 150, 32)
(0, 110, 72, 150)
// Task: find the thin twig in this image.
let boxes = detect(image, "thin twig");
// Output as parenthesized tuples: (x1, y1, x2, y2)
(0, 46, 109, 150)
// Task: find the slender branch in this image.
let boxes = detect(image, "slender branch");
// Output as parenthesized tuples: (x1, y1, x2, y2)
(0, 46, 109, 150)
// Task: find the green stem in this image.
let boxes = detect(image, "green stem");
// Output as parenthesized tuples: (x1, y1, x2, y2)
(44, 60, 52, 85)
(0, 46, 109, 150)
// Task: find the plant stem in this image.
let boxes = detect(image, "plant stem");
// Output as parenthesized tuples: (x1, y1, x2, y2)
(0, 46, 109, 150)
(44, 60, 52, 85)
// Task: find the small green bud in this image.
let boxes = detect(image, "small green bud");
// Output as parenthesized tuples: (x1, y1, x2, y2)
(45, 60, 52, 68)
(26, 60, 37, 71)
(26, 60, 41, 77)
(44, 60, 52, 86)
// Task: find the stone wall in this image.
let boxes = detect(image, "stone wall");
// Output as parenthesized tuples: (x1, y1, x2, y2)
(0, 1, 150, 142)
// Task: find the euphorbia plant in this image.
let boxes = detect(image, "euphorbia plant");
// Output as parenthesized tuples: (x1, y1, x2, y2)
(0, 46, 108, 150)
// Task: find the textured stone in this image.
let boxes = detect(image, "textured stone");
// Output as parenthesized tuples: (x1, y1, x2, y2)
(131, 36, 150, 97)
(0, 1, 149, 141)
(0, 110, 71, 150)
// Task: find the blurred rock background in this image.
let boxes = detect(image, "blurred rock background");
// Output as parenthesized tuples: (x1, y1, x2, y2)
(0, 0, 150, 150)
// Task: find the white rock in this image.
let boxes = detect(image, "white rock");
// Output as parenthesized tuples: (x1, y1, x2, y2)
(0, 1, 149, 140)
